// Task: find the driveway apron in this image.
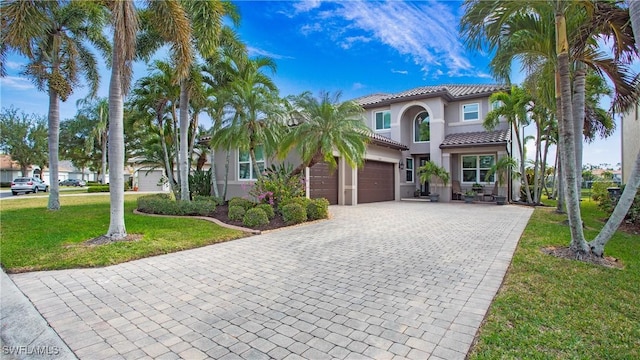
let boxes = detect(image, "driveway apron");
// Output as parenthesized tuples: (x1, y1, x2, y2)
(10, 202, 533, 360)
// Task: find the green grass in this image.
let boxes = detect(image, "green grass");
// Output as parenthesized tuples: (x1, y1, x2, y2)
(0, 194, 247, 272)
(469, 200, 640, 359)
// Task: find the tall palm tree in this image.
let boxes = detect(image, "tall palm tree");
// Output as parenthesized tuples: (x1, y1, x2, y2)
(279, 91, 371, 177)
(1, 0, 110, 210)
(105, 0, 137, 240)
(77, 97, 109, 184)
(485, 85, 534, 203)
(589, 1, 640, 256)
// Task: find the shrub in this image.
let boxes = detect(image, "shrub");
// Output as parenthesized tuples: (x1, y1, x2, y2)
(278, 196, 311, 215)
(592, 181, 616, 202)
(193, 195, 225, 206)
(599, 184, 640, 227)
(228, 205, 246, 221)
(136, 193, 216, 216)
(189, 170, 211, 198)
(243, 208, 269, 227)
(249, 163, 305, 208)
(256, 203, 275, 220)
(282, 203, 307, 225)
(307, 198, 329, 220)
(229, 197, 254, 211)
(88, 185, 110, 193)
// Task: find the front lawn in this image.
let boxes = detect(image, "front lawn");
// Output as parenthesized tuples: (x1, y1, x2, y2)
(469, 200, 640, 358)
(0, 194, 247, 272)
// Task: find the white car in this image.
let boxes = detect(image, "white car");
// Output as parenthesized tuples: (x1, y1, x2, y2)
(11, 177, 49, 195)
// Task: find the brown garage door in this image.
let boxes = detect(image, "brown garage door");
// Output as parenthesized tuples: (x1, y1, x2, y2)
(358, 161, 394, 203)
(309, 161, 338, 205)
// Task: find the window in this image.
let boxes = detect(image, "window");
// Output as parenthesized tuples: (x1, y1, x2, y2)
(491, 100, 502, 111)
(462, 155, 495, 183)
(238, 146, 265, 180)
(405, 158, 414, 183)
(462, 103, 479, 122)
(375, 110, 391, 130)
(414, 111, 430, 142)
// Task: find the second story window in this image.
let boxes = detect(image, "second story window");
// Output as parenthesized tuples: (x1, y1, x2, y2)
(375, 110, 391, 130)
(414, 111, 430, 142)
(462, 103, 479, 122)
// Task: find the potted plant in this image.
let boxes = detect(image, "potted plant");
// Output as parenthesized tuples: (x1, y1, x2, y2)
(413, 188, 421, 198)
(485, 156, 518, 205)
(464, 189, 476, 203)
(418, 161, 450, 202)
(472, 182, 483, 193)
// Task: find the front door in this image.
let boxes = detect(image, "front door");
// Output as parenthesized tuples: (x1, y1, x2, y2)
(419, 156, 430, 195)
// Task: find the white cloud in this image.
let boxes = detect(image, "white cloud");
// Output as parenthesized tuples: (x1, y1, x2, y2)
(391, 69, 408, 75)
(5, 61, 23, 70)
(294, 1, 476, 79)
(339, 36, 372, 50)
(0, 76, 34, 90)
(247, 46, 294, 60)
(352, 82, 365, 90)
(293, 0, 323, 14)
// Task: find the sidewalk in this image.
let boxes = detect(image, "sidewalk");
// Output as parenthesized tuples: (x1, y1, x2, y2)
(1, 269, 76, 360)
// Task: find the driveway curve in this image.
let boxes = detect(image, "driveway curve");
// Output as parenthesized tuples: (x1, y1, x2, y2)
(10, 202, 532, 360)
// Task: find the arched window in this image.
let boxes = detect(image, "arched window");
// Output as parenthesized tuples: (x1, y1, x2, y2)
(414, 111, 430, 142)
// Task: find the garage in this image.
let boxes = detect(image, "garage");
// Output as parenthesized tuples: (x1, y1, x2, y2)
(357, 160, 394, 203)
(309, 161, 339, 205)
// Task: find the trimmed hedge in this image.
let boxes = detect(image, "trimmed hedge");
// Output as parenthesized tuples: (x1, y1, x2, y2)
(243, 208, 269, 227)
(282, 203, 307, 225)
(307, 198, 329, 220)
(228, 205, 246, 221)
(256, 203, 275, 220)
(87, 185, 110, 193)
(136, 194, 217, 216)
(278, 196, 311, 214)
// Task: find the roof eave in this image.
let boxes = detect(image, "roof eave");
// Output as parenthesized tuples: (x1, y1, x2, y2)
(439, 141, 508, 149)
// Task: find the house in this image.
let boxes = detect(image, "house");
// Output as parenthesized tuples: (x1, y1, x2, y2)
(621, 103, 640, 184)
(205, 84, 514, 205)
(0, 154, 98, 184)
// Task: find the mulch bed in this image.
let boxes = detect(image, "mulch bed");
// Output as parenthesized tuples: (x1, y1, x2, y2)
(210, 204, 288, 232)
(82, 234, 143, 246)
(541, 246, 623, 269)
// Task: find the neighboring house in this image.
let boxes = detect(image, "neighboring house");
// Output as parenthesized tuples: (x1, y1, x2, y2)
(204, 84, 514, 205)
(0, 155, 98, 184)
(621, 103, 640, 184)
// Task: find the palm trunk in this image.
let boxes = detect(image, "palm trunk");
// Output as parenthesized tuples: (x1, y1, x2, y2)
(101, 132, 108, 185)
(209, 146, 219, 198)
(572, 62, 587, 192)
(171, 104, 180, 193)
(158, 118, 177, 197)
(223, 146, 230, 200)
(106, 38, 127, 240)
(179, 81, 190, 201)
(188, 113, 198, 172)
(249, 146, 262, 180)
(533, 121, 542, 204)
(47, 86, 61, 210)
(513, 124, 533, 203)
(589, 150, 640, 256)
(556, 10, 588, 254)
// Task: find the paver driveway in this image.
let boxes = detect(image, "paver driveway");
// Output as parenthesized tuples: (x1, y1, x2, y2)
(11, 202, 532, 360)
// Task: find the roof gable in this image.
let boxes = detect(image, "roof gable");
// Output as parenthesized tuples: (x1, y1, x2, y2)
(356, 84, 508, 107)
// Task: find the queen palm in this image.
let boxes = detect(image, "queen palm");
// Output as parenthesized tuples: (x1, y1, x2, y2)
(1, 0, 110, 210)
(280, 91, 371, 177)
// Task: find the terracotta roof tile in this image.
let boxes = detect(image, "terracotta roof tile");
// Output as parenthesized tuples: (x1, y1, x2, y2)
(369, 133, 409, 150)
(356, 84, 508, 107)
(440, 129, 510, 148)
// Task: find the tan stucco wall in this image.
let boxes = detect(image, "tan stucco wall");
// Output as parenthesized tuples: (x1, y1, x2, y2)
(622, 105, 640, 184)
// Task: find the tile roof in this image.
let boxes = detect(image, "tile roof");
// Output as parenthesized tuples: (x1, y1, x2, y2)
(356, 84, 508, 107)
(368, 133, 409, 150)
(439, 129, 510, 149)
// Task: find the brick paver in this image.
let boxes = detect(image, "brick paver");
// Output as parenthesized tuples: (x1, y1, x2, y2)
(11, 202, 532, 359)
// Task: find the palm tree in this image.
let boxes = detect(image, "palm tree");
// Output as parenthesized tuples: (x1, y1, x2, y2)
(279, 91, 371, 176)
(484, 85, 534, 203)
(1, 0, 110, 210)
(105, 0, 137, 240)
(77, 97, 109, 184)
(589, 1, 640, 256)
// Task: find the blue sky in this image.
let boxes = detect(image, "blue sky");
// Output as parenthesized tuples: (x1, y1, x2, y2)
(0, 0, 625, 168)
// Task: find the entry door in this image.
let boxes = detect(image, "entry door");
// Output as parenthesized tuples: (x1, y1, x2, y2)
(419, 156, 430, 195)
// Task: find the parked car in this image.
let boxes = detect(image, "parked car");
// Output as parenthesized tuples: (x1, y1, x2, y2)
(11, 177, 49, 195)
(59, 179, 86, 187)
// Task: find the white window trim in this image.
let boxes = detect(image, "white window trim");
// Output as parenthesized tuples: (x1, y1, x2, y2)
(374, 110, 391, 131)
(413, 111, 430, 143)
(237, 148, 265, 181)
(461, 154, 495, 184)
(462, 102, 480, 122)
(405, 158, 414, 183)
